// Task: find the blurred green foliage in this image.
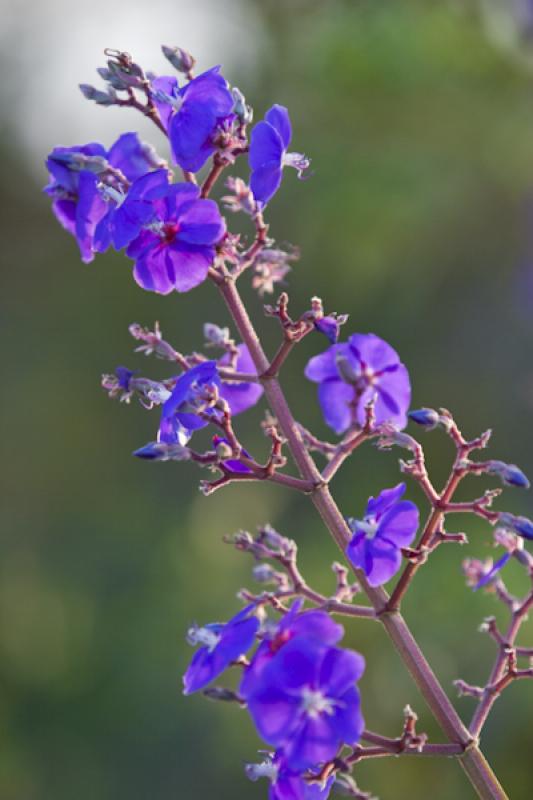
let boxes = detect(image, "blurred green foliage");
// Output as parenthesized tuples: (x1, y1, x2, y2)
(2, 1, 533, 797)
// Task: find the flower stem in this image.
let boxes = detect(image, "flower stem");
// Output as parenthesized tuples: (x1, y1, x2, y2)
(214, 275, 508, 800)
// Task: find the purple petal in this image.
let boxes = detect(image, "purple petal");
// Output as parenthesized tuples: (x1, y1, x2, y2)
(132, 241, 175, 294)
(318, 379, 354, 435)
(178, 198, 226, 245)
(365, 540, 402, 587)
(282, 714, 339, 771)
(181, 66, 233, 117)
(265, 104, 292, 150)
(348, 333, 401, 372)
(219, 615, 259, 662)
(169, 100, 216, 172)
(166, 242, 214, 292)
(183, 647, 218, 694)
(289, 611, 344, 646)
(374, 363, 411, 428)
(318, 647, 365, 696)
(250, 162, 283, 207)
(377, 501, 419, 548)
(247, 686, 301, 744)
(260, 638, 324, 693)
(304, 345, 345, 382)
(151, 75, 179, 130)
(330, 686, 364, 745)
(474, 552, 512, 590)
(366, 483, 406, 519)
(51, 198, 76, 236)
(249, 121, 284, 170)
(75, 172, 109, 263)
(108, 132, 157, 182)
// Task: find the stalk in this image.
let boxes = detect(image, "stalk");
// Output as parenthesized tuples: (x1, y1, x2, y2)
(215, 275, 508, 800)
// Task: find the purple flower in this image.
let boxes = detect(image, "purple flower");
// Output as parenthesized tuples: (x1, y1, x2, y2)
(218, 344, 264, 415)
(346, 483, 419, 587)
(125, 181, 226, 293)
(304, 333, 411, 435)
(246, 752, 334, 800)
(160, 361, 221, 434)
(249, 105, 310, 207)
(45, 133, 164, 263)
(183, 605, 259, 695)
(152, 67, 234, 172)
(245, 637, 364, 771)
(241, 600, 344, 698)
(313, 316, 342, 345)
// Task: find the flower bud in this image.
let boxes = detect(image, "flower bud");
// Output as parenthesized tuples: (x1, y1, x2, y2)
(257, 524, 292, 552)
(79, 83, 116, 106)
(314, 315, 341, 344)
(409, 408, 440, 429)
(204, 322, 231, 347)
(133, 441, 190, 461)
(203, 687, 242, 703)
(486, 460, 530, 489)
(232, 87, 253, 126)
(498, 512, 533, 540)
(252, 564, 277, 584)
(161, 45, 196, 74)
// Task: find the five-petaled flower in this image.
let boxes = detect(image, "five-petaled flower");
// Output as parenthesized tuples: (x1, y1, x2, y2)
(126, 180, 226, 293)
(305, 333, 411, 435)
(249, 105, 310, 207)
(152, 66, 234, 172)
(245, 636, 365, 770)
(183, 605, 259, 695)
(346, 483, 419, 587)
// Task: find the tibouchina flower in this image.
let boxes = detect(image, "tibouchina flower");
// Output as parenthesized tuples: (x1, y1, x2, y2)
(346, 483, 419, 587)
(125, 181, 226, 293)
(305, 333, 411, 435)
(152, 67, 234, 172)
(245, 636, 364, 771)
(249, 105, 310, 207)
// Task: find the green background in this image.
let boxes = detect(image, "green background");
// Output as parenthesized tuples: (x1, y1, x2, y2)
(2, 1, 533, 797)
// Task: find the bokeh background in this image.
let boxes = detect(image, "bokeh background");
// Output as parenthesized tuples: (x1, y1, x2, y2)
(2, 0, 533, 797)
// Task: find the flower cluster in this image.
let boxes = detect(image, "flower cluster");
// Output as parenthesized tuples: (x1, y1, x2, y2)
(184, 598, 364, 798)
(46, 44, 533, 800)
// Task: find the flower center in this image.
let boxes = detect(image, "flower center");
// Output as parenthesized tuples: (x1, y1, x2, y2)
(186, 624, 221, 652)
(162, 221, 181, 243)
(358, 515, 379, 539)
(300, 687, 335, 719)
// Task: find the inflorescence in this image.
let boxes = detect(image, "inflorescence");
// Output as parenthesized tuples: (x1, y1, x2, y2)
(45, 45, 532, 800)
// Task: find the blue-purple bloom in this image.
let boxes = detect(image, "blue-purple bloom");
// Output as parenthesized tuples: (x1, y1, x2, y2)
(313, 316, 342, 345)
(152, 67, 234, 172)
(125, 180, 226, 293)
(305, 333, 411, 434)
(45, 133, 164, 263)
(249, 105, 310, 207)
(183, 605, 259, 695)
(245, 637, 364, 770)
(346, 483, 419, 587)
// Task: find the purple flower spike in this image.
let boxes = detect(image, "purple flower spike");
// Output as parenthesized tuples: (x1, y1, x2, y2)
(160, 361, 221, 434)
(249, 105, 310, 207)
(183, 605, 259, 695)
(346, 483, 419, 587)
(154, 67, 234, 173)
(245, 637, 365, 771)
(218, 344, 264, 415)
(126, 181, 226, 293)
(305, 333, 411, 435)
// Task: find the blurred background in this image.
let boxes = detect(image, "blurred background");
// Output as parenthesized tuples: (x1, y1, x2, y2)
(1, 0, 533, 797)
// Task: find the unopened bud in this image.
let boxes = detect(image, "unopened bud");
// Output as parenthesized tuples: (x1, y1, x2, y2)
(498, 512, 533, 541)
(79, 83, 116, 106)
(409, 408, 440, 429)
(487, 460, 530, 489)
(204, 322, 231, 347)
(162, 45, 196, 74)
(252, 564, 277, 584)
(202, 687, 242, 703)
(232, 87, 253, 125)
